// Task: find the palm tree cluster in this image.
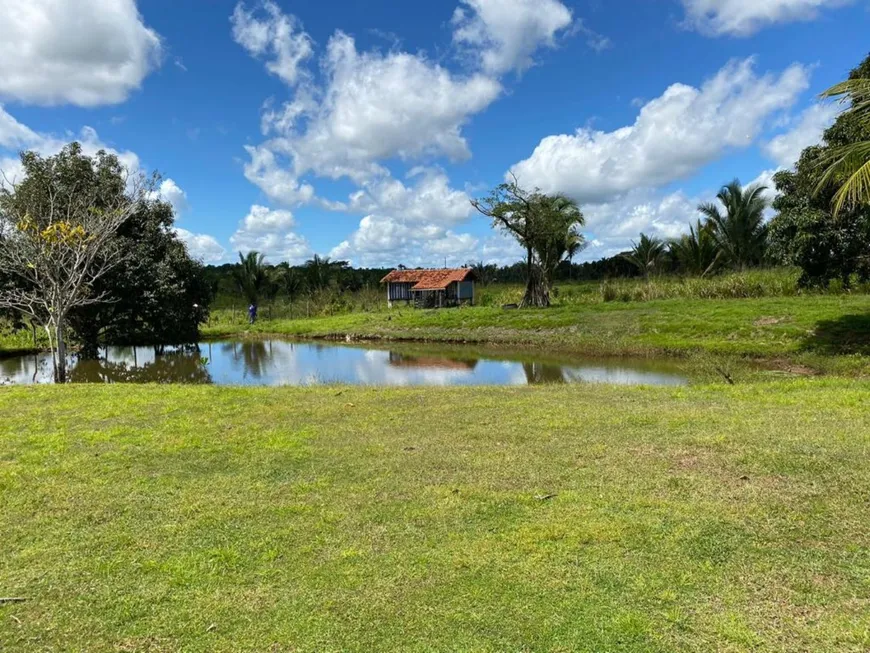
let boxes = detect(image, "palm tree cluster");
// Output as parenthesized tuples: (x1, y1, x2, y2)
(623, 180, 770, 279)
(231, 251, 351, 308)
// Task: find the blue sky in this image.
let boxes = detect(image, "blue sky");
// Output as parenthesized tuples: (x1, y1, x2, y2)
(1, 0, 868, 267)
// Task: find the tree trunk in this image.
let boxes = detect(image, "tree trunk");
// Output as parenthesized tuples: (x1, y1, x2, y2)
(521, 263, 550, 308)
(77, 323, 101, 360)
(54, 317, 67, 383)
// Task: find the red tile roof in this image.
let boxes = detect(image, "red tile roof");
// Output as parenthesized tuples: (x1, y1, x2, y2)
(381, 268, 475, 291)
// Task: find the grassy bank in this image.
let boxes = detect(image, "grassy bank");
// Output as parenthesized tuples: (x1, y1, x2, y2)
(204, 294, 870, 375)
(0, 321, 42, 358)
(1, 382, 868, 651)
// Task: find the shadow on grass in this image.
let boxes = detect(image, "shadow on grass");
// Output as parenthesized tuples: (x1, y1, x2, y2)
(802, 313, 870, 356)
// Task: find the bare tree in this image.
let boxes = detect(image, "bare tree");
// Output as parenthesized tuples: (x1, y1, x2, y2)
(0, 148, 147, 382)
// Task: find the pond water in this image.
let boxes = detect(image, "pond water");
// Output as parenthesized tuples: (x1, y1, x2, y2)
(0, 340, 688, 387)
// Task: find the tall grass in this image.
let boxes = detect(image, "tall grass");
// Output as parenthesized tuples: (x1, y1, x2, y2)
(208, 286, 386, 329)
(475, 268, 862, 306)
(0, 318, 45, 354)
(597, 268, 870, 303)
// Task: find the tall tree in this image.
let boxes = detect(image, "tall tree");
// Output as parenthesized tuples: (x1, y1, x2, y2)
(0, 144, 147, 382)
(67, 187, 211, 357)
(698, 180, 769, 270)
(472, 178, 545, 307)
(622, 233, 667, 279)
(767, 54, 870, 288)
(669, 220, 722, 277)
(233, 251, 268, 307)
(472, 178, 584, 307)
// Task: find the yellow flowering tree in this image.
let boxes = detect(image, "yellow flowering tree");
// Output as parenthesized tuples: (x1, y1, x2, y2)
(0, 145, 147, 382)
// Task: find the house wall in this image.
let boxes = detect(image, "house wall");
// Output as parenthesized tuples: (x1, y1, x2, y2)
(388, 282, 414, 301)
(457, 281, 474, 300)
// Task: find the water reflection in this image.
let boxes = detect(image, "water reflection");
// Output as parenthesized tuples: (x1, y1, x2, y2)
(0, 340, 688, 387)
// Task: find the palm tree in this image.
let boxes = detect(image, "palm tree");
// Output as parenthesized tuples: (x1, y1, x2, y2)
(669, 220, 722, 277)
(304, 254, 346, 291)
(697, 180, 769, 270)
(233, 251, 268, 307)
(817, 76, 870, 215)
(531, 194, 586, 290)
(622, 233, 667, 279)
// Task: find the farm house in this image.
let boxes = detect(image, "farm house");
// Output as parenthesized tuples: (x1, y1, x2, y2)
(381, 268, 476, 308)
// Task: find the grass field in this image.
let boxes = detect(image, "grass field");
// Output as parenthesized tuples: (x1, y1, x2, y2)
(1, 381, 868, 652)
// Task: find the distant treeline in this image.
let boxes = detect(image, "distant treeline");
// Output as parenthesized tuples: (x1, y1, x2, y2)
(203, 253, 643, 305)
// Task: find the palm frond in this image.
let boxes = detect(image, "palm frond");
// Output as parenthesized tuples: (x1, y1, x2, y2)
(821, 78, 870, 115)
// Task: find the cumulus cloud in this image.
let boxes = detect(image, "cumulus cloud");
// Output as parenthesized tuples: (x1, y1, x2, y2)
(581, 190, 700, 258)
(0, 0, 161, 106)
(0, 105, 40, 149)
(0, 105, 141, 186)
(156, 178, 189, 214)
(330, 215, 479, 269)
(681, 0, 855, 37)
(451, 0, 574, 74)
(327, 167, 482, 267)
(288, 31, 500, 179)
(763, 102, 839, 168)
(175, 228, 228, 264)
(232, 1, 502, 204)
(231, 1, 313, 86)
(510, 58, 810, 204)
(229, 205, 313, 263)
(348, 168, 473, 226)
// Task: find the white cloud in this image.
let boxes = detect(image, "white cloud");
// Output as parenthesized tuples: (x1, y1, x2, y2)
(681, 0, 854, 36)
(231, 1, 313, 86)
(234, 1, 502, 203)
(511, 58, 810, 204)
(480, 232, 525, 266)
(348, 168, 473, 226)
(330, 215, 479, 268)
(242, 144, 316, 205)
(297, 31, 500, 175)
(175, 229, 228, 264)
(0, 105, 40, 149)
(0, 106, 141, 182)
(328, 167, 481, 267)
(237, 204, 296, 233)
(156, 178, 188, 214)
(0, 0, 162, 106)
(451, 0, 574, 74)
(763, 102, 839, 168)
(581, 190, 700, 259)
(229, 205, 313, 263)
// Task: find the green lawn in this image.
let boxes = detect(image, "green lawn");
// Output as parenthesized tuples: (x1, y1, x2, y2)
(2, 382, 869, 652)
(205, 294, 870, 374)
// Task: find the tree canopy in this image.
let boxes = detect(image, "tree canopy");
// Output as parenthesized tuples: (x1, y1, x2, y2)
(768, 53, 870, 287)
(472, 178, 585, 307)
(0, 143, 211, 379)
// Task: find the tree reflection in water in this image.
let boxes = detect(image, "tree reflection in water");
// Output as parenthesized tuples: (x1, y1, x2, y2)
(522, 362, 567, 385)
(222, 340, 274, 379)
(68, 348, 212, 384)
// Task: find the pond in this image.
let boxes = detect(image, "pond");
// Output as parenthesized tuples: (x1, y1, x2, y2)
(0, 339, 689, 387)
